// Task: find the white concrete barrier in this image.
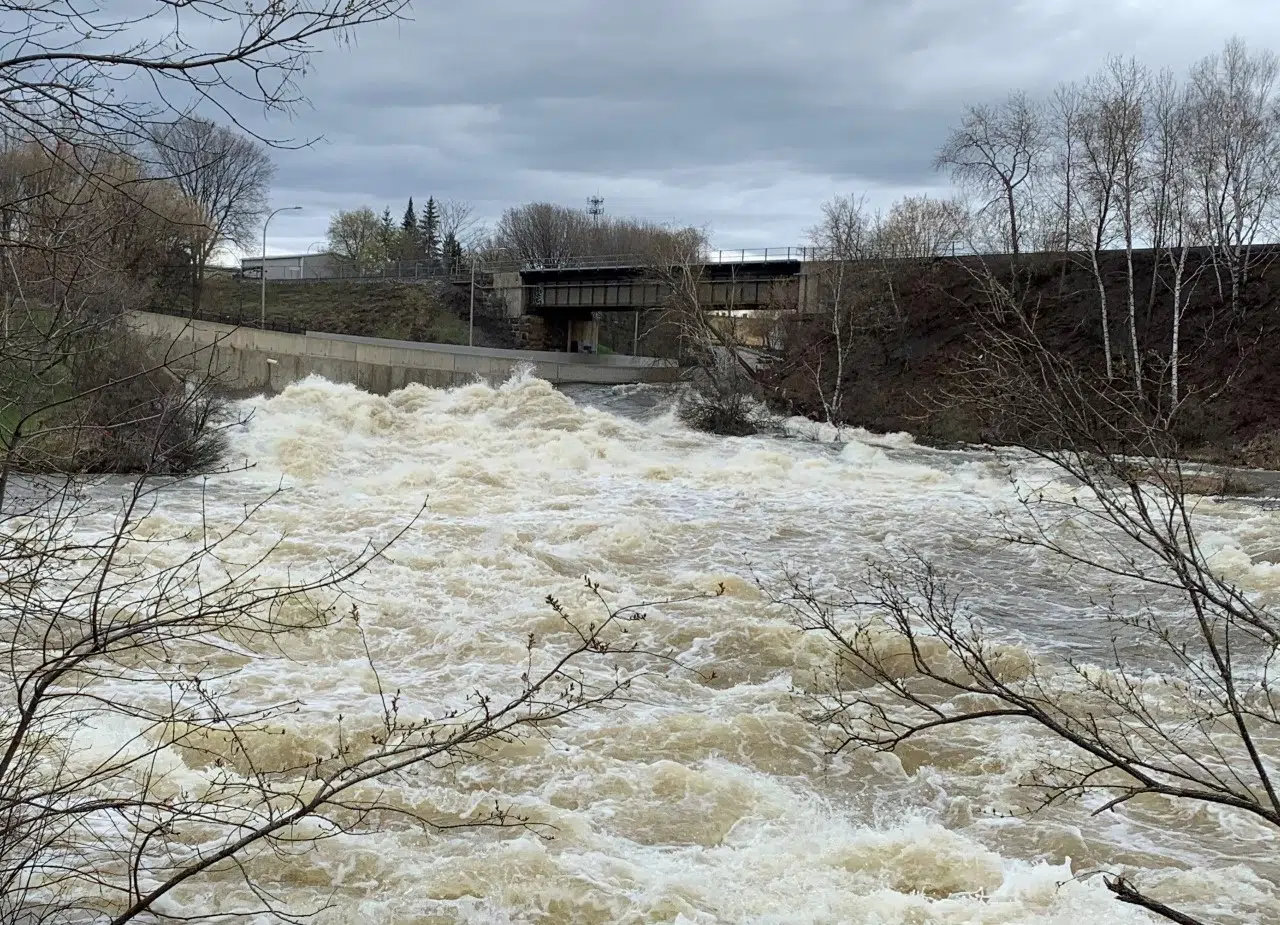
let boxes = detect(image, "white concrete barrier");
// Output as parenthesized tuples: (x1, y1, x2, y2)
(128, 311, 681, 394)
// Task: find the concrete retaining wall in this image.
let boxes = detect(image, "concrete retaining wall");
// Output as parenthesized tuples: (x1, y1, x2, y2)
(128, 311, 680, 394)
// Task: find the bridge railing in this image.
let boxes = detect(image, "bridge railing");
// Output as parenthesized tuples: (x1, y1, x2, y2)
(233, 247, 831, 282)
(703, 247, 820, 264)
(513, 247, 821, 272)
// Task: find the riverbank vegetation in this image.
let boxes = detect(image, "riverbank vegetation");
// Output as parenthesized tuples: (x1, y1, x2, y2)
(0, 138, 230, 479)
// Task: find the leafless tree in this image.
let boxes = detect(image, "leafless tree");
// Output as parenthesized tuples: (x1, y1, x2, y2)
(437, 198, 484, 252)
(1094, 56, 1152, 397)
(1072, 74, 1129, 380)
(1144, 69, 1208, 419)
(1182, 38, 1280, 311)
(0, 0, 411, 467)
(935, 91, 1045, 257)
(0, 1, 409, 324)
(0, 140, 201, 287)
(770, 193, 970, 435)
(933, 38, 1274, 408)
(874, 194, 968, 260)
(1046, 81, 1085, 261)
(0, 138, 228, 497)
(1143, 70, 1183, 274)
(641, 231, 772, 434)
(149, 119, 273, 314)
(490, 201, 707, 267)
(0, 2, 408, 151)
(587, 214, 701, 259)
(492, 202, 588, 265)
(795, 195, 879, 431)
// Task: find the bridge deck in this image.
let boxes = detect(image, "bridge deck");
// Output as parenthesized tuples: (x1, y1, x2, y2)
(519, 258, 805, 312)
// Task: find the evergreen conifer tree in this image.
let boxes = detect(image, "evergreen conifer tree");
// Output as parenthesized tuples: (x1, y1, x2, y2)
(379, 206, 397, 262)
(419, 196, 440, 261)
(441, 231, 464, 271)
(400, 197, 419, 262)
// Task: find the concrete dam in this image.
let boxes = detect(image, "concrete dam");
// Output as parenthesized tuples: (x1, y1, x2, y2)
(128, 311, 681, 395)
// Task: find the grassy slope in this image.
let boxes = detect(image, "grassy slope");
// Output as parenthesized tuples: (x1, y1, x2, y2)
(155, 277, 473, 344)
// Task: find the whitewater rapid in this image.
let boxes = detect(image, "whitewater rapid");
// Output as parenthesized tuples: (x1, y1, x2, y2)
(100, 373, 1280, 923)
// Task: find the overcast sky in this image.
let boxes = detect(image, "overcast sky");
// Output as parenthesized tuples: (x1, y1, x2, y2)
(247, 0, 1280, 257)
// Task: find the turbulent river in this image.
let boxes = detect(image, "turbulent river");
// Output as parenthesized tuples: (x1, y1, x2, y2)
(86, 372, 1280, 923)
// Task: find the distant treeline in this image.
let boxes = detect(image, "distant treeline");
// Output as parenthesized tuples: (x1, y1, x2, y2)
(326, 199, 706, 273)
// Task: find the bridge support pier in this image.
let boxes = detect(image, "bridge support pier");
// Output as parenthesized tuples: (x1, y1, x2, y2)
(797, 262, 823, 313)
(566, 315, 600, 353)
(507, 313, 598, 353)
(491, 271, 524, 318)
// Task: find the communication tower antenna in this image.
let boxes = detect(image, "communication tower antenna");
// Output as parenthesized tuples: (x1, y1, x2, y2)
(587, 194, 604, 222)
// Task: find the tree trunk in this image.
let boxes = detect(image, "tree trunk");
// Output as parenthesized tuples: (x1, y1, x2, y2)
(1145, 187, 1167, 332)
(1229, 257, 1242, 315)
(1059, 142, 1073, 295)
(1006, 188, 1020, 256)
(828, 262, 846, 426)
(1090, 247, 1114, 379)
(1169, 244, 1188, 416)
(1125, 239, 1142, 400)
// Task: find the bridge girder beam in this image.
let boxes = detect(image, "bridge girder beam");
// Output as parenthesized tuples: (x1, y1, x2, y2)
(526, 277, 800, 313)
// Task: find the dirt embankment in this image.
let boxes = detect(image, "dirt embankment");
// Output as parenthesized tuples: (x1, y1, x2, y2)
(764, 251, 1280, 470)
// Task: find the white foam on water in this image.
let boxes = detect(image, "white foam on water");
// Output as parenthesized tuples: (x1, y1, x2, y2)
(42, 371, 1280, 923)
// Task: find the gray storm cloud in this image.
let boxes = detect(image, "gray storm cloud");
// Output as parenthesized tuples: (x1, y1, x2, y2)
(228, 0, 1278, 254)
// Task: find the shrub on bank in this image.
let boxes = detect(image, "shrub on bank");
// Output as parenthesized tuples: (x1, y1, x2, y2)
(9, 328, 228, 476)
(677, 359, 771, 437)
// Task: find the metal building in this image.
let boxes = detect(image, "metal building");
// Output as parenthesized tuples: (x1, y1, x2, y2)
(239, 252, 337, 280)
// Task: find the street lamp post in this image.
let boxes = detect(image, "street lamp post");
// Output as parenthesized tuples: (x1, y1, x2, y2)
(260, 206, 302, 328)
(468, 257, 477, 347)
